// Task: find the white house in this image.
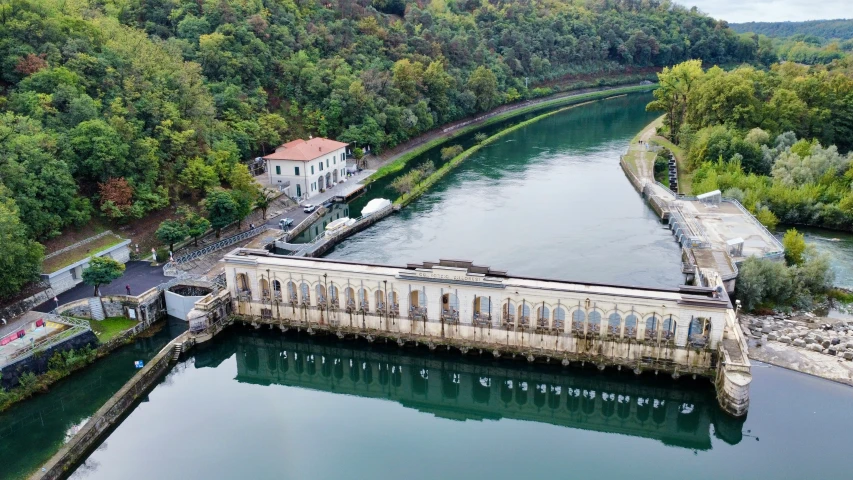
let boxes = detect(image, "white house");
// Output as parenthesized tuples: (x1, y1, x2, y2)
(263, 137, 349, 200)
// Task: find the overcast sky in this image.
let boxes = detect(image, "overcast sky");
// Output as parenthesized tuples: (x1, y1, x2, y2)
(683, 0, 852, 23)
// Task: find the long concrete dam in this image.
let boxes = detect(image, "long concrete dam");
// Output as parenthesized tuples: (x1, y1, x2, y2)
(190, 250, 752, 416)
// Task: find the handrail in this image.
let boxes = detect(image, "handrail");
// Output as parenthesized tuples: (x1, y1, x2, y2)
(163, 226, 271, 275)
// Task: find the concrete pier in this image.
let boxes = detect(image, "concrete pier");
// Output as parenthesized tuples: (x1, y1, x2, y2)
(189, 251, 752, 416)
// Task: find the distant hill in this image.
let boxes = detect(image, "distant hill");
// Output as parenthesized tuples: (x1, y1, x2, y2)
(731, 19, 853, 40)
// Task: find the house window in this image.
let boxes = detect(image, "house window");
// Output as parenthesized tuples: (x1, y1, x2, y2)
(341, 153, 345, 163)
(326, 159, 330, 168)
(275, 165, 281, 175)
(319, 162, 323, 171)
(295, 166, 300, 176)
(296, 184, 302, 196)
(311, 165, 314, 175)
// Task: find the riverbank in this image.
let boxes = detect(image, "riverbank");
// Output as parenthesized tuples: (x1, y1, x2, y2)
(366, 84, 655, 184)
(741, 313, 853, 386)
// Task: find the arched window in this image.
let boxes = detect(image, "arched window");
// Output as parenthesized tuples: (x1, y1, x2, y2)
(537, 306, 549, 328)
(624, 314, 638, 339)
(588, 310, 602, 334)
(329, 285, 339, 307)
(474, 296, 490, 321)
(316, 284, 326, 303)
(358, 288, 369, 311)
(300, 283, 311, 304)
(503, 301, 516, 326)
(518, 303, 531, 326)
(375, 290, 385, 311)
(389, 291, 399, 313)
(260, 278, 270, 299)
(273, 280, 282, 300)
(662, 316, 676, 341)
(608, 312, 622, 335)
(236, 273, 250, 292)
(442, 293, 459, 322)
(645, 315, 658, 340)
(571, 310, 585, 332)
(554, 307, 566, 330)
(345, 287, 355, 309)
(287, 281, 297, 302)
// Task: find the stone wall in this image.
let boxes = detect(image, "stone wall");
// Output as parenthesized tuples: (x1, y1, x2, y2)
(32, 332, 188, 480)
(0, 287, 55, 320)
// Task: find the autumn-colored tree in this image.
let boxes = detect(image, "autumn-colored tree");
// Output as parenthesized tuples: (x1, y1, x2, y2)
(15, 53, 47, 75)
(98, 177, 134, 219)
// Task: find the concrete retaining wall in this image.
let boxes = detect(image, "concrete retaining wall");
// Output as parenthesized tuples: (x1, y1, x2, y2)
(0, 287, 55, 321)
(31, 332, 189, 480)
(1, 330, 98, 390)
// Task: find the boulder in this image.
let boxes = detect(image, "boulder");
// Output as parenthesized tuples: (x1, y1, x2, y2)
(827, 347, 837, 356)
(804, 337, 816, 345)
(808, 344, 823, 352)
(844, 351, 853, 361)
(793, 338, 807, 348)
(779, 336, 792, 344)
(822, 340, 831, 349)
(768, 333, 779, 341)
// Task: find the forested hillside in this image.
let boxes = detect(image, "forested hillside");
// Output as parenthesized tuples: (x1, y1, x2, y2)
(648, 59, 853, 231)
(731, 19, 853, 40)
(0, 0, 764, 299)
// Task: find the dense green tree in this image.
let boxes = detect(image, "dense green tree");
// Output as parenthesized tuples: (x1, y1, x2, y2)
(179, 207, 211, 247)
(203, 189, 238, 237)
(782, 229, 807, 266)
(467, 66, 499, 112)
(156, 220, 189, 252)
(0, 195, 44, 300)
(81, 256, 126, 297)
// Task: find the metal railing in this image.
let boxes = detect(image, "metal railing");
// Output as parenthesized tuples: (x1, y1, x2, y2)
(162, 226, 271, 275)
(2, 314, 92, 367)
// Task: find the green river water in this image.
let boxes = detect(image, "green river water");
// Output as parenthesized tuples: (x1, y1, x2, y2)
(2, 92, 852, 479)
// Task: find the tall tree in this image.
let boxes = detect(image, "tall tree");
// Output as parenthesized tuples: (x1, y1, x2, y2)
(0, 194, 44, 299)
(82, 256, 125, 297)
(203, 188, 238, 237)
(156, 219, 189, 252)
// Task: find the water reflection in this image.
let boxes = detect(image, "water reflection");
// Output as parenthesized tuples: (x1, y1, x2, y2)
(195, 329, 745, 450)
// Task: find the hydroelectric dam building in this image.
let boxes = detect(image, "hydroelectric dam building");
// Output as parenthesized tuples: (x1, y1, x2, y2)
(191, 250, 752, 417)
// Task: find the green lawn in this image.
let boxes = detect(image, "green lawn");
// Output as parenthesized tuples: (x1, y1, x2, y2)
(88, 316, 138, 343)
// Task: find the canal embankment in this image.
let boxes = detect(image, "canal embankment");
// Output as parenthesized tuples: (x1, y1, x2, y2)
(31, 331, 191, 480)
(623, 119, 853, 385)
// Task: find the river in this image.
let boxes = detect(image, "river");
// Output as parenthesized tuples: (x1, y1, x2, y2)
(7, 93, 853, 479)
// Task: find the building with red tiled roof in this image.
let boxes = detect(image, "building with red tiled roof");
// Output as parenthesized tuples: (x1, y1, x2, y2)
(263, 137, 349, 200)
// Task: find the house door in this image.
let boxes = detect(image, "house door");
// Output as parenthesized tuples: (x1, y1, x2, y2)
(296, 184, 302, 197)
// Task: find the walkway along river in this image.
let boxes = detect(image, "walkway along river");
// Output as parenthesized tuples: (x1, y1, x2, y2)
(14, 92, 853, 479)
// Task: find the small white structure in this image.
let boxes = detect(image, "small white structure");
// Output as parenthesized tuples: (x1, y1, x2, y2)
(697, 190, 722, 208)
(325, 217, 352, 233)
(263, 137, 349, 200)
(361, 198, 392, 217)
(726, 237, 745, 257)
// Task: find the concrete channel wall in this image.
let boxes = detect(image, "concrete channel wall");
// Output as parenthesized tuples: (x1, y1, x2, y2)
(31, 332, 189, 480)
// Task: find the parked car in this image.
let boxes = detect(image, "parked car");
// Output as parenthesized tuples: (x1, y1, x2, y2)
(279, 218, 294, 229)
(303, 204, 317, 213)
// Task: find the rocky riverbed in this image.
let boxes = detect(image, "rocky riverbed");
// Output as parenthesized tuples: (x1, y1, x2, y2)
(740, 313, 853, 385)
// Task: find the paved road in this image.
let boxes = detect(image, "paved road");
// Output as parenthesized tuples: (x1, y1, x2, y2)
(33, 261, 169, 313)
(265, 169, 375, 228)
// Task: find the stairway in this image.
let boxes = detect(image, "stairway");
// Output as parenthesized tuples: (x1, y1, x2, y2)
(171, 343, 183, 361)
(88, 297, 105, 320)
